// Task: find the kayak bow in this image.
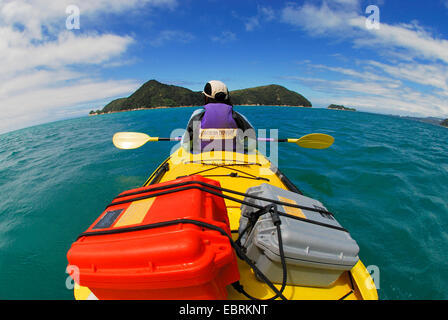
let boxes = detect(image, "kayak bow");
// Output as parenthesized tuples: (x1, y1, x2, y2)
(71, 141, 377, 300)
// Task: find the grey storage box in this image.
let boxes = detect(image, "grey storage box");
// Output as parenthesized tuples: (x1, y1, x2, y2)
(238, 184, 359, 288)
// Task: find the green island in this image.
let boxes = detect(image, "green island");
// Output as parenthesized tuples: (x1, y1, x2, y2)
(89, 80, 312, 115)
(327, 104, 356, 112)
(441, 119, 448, 127)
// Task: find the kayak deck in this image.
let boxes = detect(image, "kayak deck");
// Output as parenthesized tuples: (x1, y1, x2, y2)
(74, 148, 378, 300)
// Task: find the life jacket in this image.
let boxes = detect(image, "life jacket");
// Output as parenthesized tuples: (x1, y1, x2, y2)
(181, 105, 256, 154)
(200, 103, 238, 129)
(200, 103, 238, 151)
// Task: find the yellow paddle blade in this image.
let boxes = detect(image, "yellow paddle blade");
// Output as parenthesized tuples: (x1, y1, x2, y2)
(112, 132, 152, 149)
(295, 133, 335, 149)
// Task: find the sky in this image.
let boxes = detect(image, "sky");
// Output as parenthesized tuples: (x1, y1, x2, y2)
(1, 0, 448, 134)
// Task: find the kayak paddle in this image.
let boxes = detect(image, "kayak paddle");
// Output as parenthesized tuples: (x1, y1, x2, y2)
(112, 132, 166, 150)
(113, 132, 334, 150)
(290, 133, 334, 150)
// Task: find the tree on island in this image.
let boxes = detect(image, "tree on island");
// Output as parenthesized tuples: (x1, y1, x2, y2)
(327, 104, 356, 111)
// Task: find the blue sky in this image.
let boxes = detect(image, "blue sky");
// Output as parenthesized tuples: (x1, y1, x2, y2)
(1, 0, 448, 133)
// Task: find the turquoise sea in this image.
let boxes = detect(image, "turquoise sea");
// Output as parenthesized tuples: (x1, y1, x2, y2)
(0, 106, 447, 300)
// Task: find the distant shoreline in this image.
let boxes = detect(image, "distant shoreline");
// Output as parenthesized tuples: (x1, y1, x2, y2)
(88, 104, 312, 116)
(89, 105, 197, 115)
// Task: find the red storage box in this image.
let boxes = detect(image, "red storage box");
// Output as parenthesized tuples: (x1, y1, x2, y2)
(67, 175, 240, 300)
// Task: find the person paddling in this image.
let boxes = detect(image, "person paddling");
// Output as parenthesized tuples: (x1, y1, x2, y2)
(183, 80, 255, 153)
(200, 80, 238, 129)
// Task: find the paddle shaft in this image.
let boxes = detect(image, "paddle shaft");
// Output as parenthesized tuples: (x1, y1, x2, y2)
(151, 137, 295, 142)
(113, 132, 333, 150)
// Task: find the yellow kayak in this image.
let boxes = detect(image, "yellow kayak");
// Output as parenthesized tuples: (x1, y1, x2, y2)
(73, 147, 378, 300)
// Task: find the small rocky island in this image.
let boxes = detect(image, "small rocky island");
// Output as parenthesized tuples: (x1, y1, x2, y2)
(327, 104, 356, 111)
(441, 119, 448, 127)
(89, 80, 312, 115)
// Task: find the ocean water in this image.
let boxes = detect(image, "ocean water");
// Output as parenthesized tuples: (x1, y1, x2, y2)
(0, 106, 447, 300)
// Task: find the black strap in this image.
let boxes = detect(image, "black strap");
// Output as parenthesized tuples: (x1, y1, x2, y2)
(108, 181, 347, 233)
(232, 204, 288, 300)
(116, 179, 335, 218)
(148, 162, 169, 185)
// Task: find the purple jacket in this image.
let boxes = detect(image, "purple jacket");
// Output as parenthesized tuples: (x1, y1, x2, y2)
(200, 103, 238, 129)
(200, 103, 237, 151)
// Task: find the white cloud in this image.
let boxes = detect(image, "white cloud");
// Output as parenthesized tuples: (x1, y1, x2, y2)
(281, 2, 448, 64)
(0, 32, 134, 77)
(286, 60, 448, 117)
(346, 17, 448, 65)
(244, 5, 276, 31)
(259, 6, 275, 21)
(281, 2, 357, 35)
(367, 61, 448, 94)
(1, 79, 140, 134)
(0, 0, 176, 134)
(280, 0, 448, 117)
(245, 16, 260, 32)
(310, 64, 398, 83)
(211, 31, 237, 43)
(0, 0, 177, 40)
